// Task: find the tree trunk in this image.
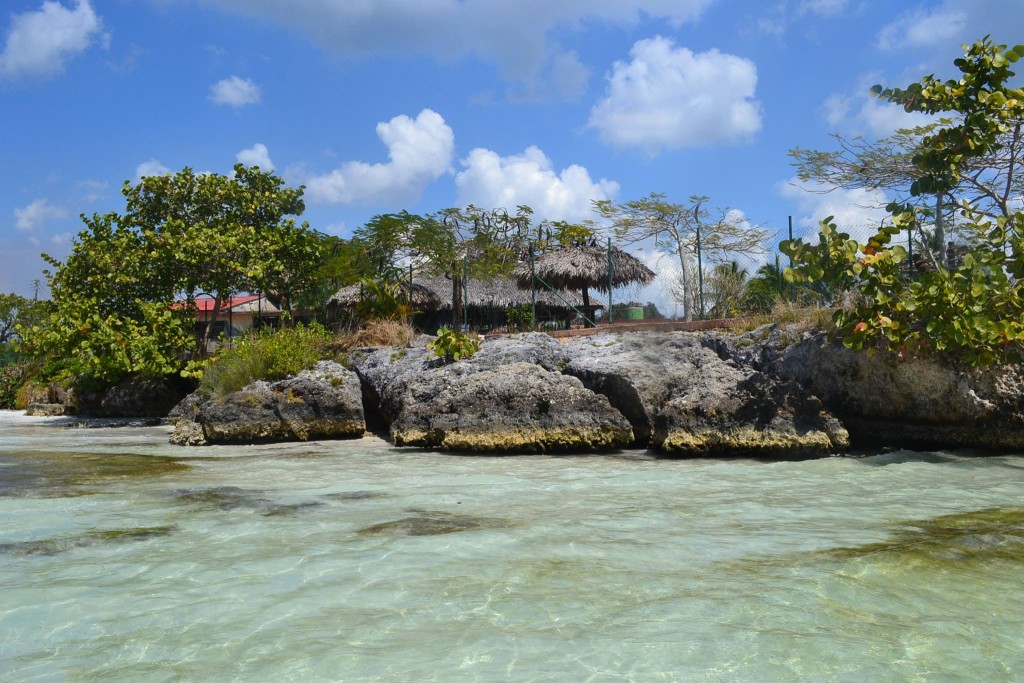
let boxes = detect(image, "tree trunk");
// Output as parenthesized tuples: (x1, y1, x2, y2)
(582, 287, 593, 328)
(677, 247, 692, 322)
(451, 272, 463, 329)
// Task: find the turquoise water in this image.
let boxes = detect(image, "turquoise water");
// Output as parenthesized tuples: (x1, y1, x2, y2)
(2, 411, 1024, 681)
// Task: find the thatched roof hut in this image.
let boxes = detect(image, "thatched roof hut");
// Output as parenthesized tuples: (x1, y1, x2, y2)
(510, 244, 655, 326)
(327, 282, 443, 310)
(510, 244, 656, 293)
(413, 275, 587, 309)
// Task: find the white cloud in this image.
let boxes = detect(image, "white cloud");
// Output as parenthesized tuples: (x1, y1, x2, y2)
(14, 199, 68, 232)
(135, 159, 171, 181)
(588, 37, 762, 153)
(877, 6, 966, 50)
(236, 143, 274, 171)
(209, 75, 261, 107)
(0, 0, 102, 80)
(455, 145, 618, 222)
(305, 109, 454, 205)
(779, 177, 891, 236)
(198, 0, 712, 100)
(824, 89, 938, 137)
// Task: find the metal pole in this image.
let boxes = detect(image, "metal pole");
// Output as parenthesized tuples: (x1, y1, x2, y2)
(696, 224, 705, 319)
(788, 215, 795, 302)
(529, 245, 537, 331)
(607, 237, 613, 325)
(907, 225, 914, 277)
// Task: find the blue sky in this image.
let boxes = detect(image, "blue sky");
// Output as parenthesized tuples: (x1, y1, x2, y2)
(0, 0, 1020, 313)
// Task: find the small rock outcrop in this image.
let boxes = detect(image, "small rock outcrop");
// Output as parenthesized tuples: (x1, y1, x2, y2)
(170, 361, 365, 445)
(561, 332, 848, 457)
(653, 370, 849, 457)
(390, 362, 633, 452)
(769, 332, 1024, 450)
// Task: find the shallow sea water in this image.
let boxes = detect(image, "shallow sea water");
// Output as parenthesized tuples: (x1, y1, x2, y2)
(1, 410, 1024, 681)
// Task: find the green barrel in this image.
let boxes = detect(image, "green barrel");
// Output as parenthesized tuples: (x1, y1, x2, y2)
(625, 306, 644, 320)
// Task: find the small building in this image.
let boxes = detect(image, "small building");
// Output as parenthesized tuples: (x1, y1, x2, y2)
(188, 295, 282, 339)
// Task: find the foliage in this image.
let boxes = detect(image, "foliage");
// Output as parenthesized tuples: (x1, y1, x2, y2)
(19, 164, 324, 384)
(427, 327, 480, 363)
(198, 324, 329, 398)
(351, 279, 412, 323)
(0, 359, 41, 409)
(595, 193, 769, 321)
(505, 303, 533, 331)
(0, 293, 46, 345)
(782, 38, 1024, 365)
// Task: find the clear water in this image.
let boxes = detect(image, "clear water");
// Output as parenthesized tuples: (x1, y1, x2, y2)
(2, 411, 1024, 682)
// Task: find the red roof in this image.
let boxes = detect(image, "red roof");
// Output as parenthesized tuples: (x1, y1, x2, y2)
(179, 295, 264, 313)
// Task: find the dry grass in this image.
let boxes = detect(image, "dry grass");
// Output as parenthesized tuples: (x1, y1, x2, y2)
(326, 319, 417, 353)
(726, 302, 836, 335)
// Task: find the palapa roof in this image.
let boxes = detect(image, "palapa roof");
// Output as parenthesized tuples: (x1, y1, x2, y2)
(511, 244, 655, 293)
(327, 282, 444, 310)
(414, 275, 590, 309)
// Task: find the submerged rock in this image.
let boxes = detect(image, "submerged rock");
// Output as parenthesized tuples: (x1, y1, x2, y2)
(356, 510, 512, 537)
(170, 361, 365, 445)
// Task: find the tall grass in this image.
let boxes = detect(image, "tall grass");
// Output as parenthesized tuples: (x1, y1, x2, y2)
(199, 324, 330, 398)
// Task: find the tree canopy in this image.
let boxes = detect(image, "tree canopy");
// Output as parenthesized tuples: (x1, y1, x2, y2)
(20, 165, 326, 382)
(595, 193, 769, 320)
(782, 38, 1024, 365)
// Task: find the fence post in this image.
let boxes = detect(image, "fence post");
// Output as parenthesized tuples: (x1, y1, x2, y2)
(462, 256, 468, 331)
(907, 225, 914, 277)
(607, 237, 613, 325)
(529, 244, 537, 332)
(696, 222, 705, 319)
(788, 215, 795, 302)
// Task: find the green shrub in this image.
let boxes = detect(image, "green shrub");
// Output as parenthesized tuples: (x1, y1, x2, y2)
(0, 360, 42, 410)
(199, 324, 329, 398)
(427, 327, 480, 364)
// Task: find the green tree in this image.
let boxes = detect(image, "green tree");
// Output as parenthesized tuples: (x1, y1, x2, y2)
(21, 164, 322, 383)
(782, 38, 1024, 365)
(595, 194, 769, 320)
(0, 293, 45, 345)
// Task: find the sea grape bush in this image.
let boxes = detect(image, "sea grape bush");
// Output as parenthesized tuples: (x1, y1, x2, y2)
(781, 38, 1024, 365)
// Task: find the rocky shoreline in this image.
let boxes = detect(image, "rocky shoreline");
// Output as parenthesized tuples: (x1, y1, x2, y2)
(26, 326, 1024, 456)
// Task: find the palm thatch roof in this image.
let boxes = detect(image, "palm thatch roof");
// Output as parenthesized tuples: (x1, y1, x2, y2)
(327, 282, 443, 310)
(511, 245, 655, 293)
(414, 275, 589, 309)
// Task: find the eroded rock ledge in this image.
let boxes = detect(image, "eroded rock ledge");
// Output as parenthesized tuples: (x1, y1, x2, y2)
(163, 327, 1024, 456)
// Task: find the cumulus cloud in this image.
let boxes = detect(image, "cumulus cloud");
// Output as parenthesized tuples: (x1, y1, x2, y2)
(236, 143, 274, 171)
(877, 5, 966, 50)
(209, 75, 261, 107)
(135, 159, 171, 181)
(455, 146, 618, 222)
(198, 0, 711, 100)
(779, 176, 891, 236)
(0, 0, 103, 80)
(14, 199, 68, 232)
(823, 90, 938, 138)
(588, 37, 762, 153)
(305, 109, 454, 205)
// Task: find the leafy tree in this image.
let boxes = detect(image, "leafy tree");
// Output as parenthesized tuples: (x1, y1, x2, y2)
(595, 193, 769, 320)
(0, 293, 45, 345)
(20, 164, 322, 382)
(782, 38, 1024, 365)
